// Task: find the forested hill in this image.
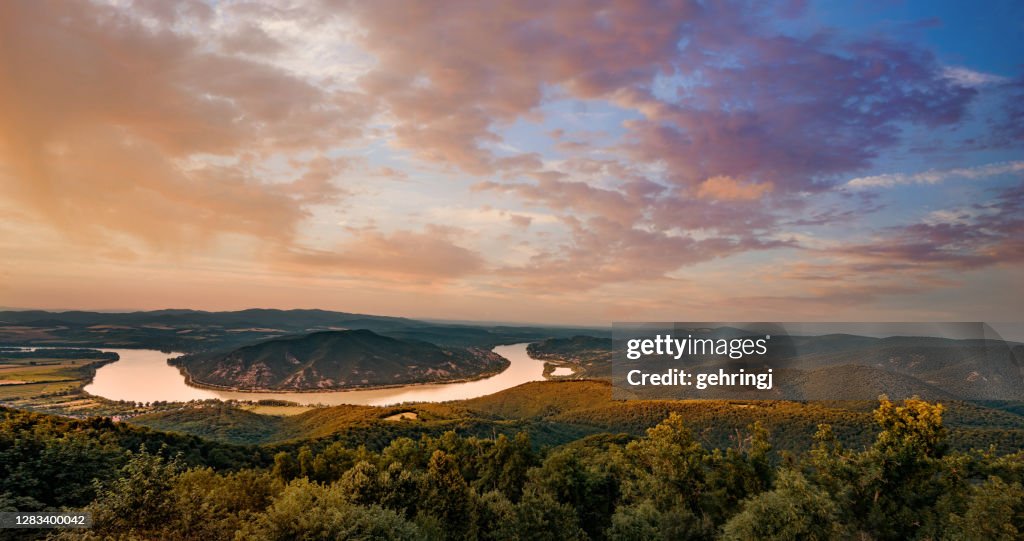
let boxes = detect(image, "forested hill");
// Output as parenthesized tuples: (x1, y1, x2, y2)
(171, 330, 510, 391)
(130, 380, 1024, 455)
(5, 397, 1024, 539)
(528, 336, 613, 378)
(528, 333, 1024, 401)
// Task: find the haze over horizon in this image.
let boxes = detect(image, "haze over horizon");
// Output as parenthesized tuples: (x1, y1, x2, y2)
(2, 0, 1022, 325)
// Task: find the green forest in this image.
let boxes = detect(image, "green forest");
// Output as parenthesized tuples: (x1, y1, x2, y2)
(3, 396, 1023, 540)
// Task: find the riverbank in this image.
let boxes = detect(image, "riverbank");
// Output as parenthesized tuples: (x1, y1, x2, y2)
(83, 343, 547, 407)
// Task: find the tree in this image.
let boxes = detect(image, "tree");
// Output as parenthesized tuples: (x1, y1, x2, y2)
(607, 413, 720, 539)
(310, 441, 357, 483)
(703, 422, 774, 525)
(379, 461, 420, 517)
(607, 499, 705, 541)
(297, 445, 315, 479)
(720, 469, 848, 540)
(241, 478, 420, 541)
(475, 432, 535, 500)
(169, 467, 277, 540)
(872, 397, 948, 460)
(946, 476, 1024, 541)
(339, 460, 382, 506)
(622, 412, 708, 512)
(859, 397, 955, 540)
(512, 485, 586, 541)
(271, 451, 298, 483)
(477, 490, 518, 541)
(83, 448, 183, 538)
(527, 438, 623, 539)
(421, 449, 477, 540)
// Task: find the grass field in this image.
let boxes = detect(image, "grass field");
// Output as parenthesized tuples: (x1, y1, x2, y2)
(0, 351, 164, 418)
(0, 355, 105, 401)
(239, 404, 315, 416)
(0, 380, 80, 400)
(0, 357, 96, 381)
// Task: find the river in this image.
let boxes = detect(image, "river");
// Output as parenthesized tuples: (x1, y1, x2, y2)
(81, 343, 544, 406)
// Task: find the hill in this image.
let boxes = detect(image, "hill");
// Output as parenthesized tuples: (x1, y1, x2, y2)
(130, 380, 1024, 454)
(528, 336, 613, 378)
(533, 332, 1024, 401)
(9, 394, 1024, 540)
(171, 330, 509, 391)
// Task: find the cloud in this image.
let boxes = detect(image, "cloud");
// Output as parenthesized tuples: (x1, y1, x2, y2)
(282, 226, 485, 282)
(995, 76, 1024, 144)
(735, 283, 927, 310)
(508, 214, 533, 228)
(474, 176, 644, 227)
(830, 182, 1024, 271)
(288, 156, 352, 204)
(495, 216, 791, 292)
(942, 66, 1009, 87)
(346, 0, 694, 174)
(846, 161, 1024, 188)
(696, 176, 773, 201)
(219, 24, 285, 56)
(394, 0, 984, 292)
(344, 0, 977, 196)
(619, 35, 974, 194)
(783, 191, 885, 227)
(727, 183, 1024, 318)
(0, 0, 1019, 319)
(0, 0, 369, 249)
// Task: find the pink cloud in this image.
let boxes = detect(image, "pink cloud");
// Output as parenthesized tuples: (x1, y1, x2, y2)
(0, 0, 1017, 315)
(343, 0, 982, 291)
(347, 0, 693, 174)
(828, 182, 1024, 271)
(495, 215, 791, 291)
(696, 176, 773, 201)
(0, 0, 369, 248)
(283, 226, 485, 282)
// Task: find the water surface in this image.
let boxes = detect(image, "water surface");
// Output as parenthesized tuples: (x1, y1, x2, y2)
(83, 343, 543, 406)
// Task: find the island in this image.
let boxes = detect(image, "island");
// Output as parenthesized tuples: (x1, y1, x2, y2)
(169, 329, 510, 391)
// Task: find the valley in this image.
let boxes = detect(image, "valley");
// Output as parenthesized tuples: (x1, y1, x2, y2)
(3, 311, 1024, 540)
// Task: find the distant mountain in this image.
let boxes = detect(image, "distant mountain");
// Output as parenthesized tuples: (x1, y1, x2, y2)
(0, 309, 607, 352)
(536, 331, 1024, 401)
(171, 330, 510, 391)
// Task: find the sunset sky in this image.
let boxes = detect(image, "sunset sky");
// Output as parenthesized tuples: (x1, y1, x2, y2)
(1, 0, 1022, 324)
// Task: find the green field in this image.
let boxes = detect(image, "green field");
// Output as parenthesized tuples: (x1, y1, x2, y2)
(0, 379, 80, 400)
(240, 404, 315, 416)
(0, 356, 95, 382)
(0, 350, 176, 419)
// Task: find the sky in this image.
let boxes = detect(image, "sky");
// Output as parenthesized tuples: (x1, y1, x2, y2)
(1, 0, 1022, 325)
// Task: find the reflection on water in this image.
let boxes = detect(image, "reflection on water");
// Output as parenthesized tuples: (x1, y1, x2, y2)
(83, 343, 543, 406)
(83, 349, 217, 403)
